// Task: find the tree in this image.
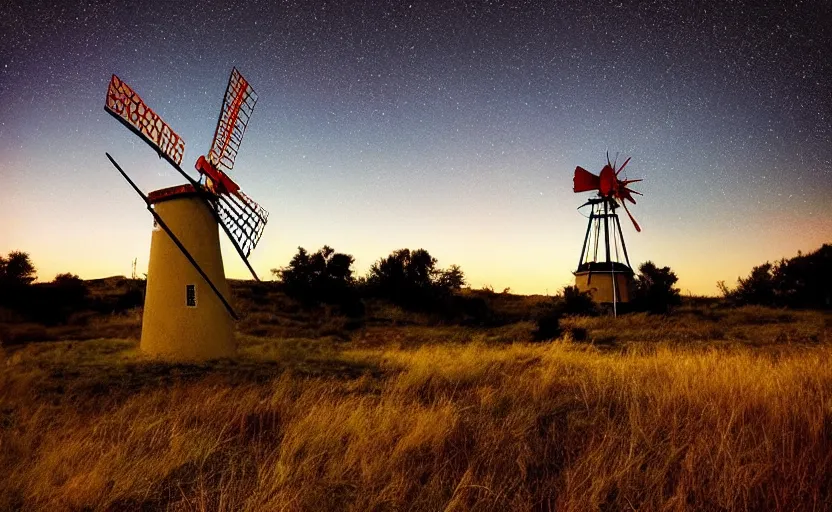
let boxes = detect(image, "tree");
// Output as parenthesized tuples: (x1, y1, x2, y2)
(366, 248, 434, 303)
(0, 251, 37, 308)
(632, 261, 681, 314)
(272, 246, 357, 307)
(53, 273, 82, 286)
(730, 262, 777, 306)
(52, 272, 89, 302)
(365, 248, 465, 308)
(437, 264, 466, 290)
(0, 251, 37, 288)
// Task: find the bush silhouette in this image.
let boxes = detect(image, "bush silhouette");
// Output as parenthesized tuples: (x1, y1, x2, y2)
(365, 248, 466, 310)
(721, 244, 831, 309)
(534, 286, 596, 340)
(632, 261, 682, 314)
(272, 246, 362, 315)
(437, 264, 466, 290)
(7, 273, 93, 325)
(729, 262, 777, 306)
(0, 251, 37, 307)
(561, 285, 598, 316)
(0, 251, 37, 287)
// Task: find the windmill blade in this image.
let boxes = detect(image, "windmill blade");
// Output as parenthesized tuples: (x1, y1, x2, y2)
(620, 200, 642, 232)
(573, 166, 600, 193)
(615, 157, 631, 176)
(104, 75, 186, 168)
(207, 68, 258, 174)
(624, 187, 643, 197)
(619, 188, 638, 204)
(215, 191, 269, 258)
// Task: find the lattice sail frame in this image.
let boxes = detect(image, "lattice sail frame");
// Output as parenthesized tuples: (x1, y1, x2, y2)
(104, 75, 185, 166)
(208, 68, 258, 174)
(215, 191, 269, 257)
(200, 68, 267, 258)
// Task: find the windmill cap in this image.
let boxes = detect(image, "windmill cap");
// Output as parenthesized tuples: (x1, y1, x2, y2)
(147, 184, 202, 204)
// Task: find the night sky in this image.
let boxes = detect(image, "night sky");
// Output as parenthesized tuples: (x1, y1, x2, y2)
(1, 0, 829, 295)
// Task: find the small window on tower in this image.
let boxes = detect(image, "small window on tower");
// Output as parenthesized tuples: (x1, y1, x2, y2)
(186, 284, 197, 307)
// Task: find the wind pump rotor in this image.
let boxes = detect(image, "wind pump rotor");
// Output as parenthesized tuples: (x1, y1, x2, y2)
(573, 153, 643, 232)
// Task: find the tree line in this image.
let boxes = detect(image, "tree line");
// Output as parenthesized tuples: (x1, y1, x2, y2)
(0, 242, 828, 329)
(0, 251, 143, 325)
(271, 246, 467, 316)
(718, 244, 831, 309)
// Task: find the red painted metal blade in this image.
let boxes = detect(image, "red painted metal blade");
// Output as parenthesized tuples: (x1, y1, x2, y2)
(621, 200, 641, 232)
(615, 157, 631, 176)
(622, 185, 643, 197)
(619, 188, 638, 204)
(620, 179, 643, 188)
(573, 166, 600, 193)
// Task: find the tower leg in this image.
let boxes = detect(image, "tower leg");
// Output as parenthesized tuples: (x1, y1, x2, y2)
(603, 199, 611, 263)
(577, 209, 594, 269)
(615, 213, 633, 269)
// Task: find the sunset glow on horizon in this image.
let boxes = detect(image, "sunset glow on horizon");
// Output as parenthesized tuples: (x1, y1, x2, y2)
(2, 1, 829, 296)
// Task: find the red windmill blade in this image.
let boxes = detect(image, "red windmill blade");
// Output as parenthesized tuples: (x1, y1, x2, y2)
(615, 156, 631, 176)
(620, 200, 641, 232)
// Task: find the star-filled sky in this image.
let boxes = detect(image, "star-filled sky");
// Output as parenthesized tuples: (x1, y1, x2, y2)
(1, 0, 830, 295)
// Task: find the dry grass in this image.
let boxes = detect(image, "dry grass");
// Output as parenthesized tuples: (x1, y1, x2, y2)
(560, 305, 828, 348)
(2, 304, 832, 511)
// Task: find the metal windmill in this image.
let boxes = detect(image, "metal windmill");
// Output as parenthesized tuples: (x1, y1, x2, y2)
(572, 153, 643, 311)
(103, 68, 268, 360)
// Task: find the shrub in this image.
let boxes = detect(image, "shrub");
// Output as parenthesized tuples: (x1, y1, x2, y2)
(12, 275, 91, 326)
(632, 261, 681, 314)
(534, 286, 596, 340)
(561, 285, 598, 316)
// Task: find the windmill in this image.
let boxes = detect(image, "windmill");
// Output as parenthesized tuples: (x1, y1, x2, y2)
(103, 69, 268, 360)
(572, 153, 643, 310)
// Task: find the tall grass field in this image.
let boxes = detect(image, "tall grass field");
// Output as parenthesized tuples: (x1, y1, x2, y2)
(1, 282, 830, 510)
